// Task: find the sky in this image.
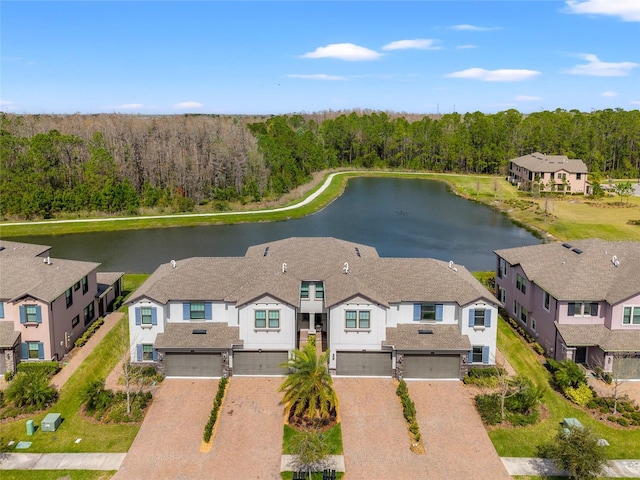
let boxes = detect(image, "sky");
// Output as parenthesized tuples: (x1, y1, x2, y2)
(1, 0, 639, 115)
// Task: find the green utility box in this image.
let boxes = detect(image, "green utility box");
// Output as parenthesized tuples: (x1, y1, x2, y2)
(26, 419, 34, 435)
(41, 413, 62, 432)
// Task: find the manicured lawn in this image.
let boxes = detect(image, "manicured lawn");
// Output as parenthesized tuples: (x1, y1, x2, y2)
(490, 317, 640, 458)
(0, 471, 115, 480)
(282, 423, 343, 455)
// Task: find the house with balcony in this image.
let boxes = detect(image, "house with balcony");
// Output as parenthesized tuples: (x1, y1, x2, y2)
(494, 239, 640, 379)
(0, 240, 123, 374)
(127, 237, 498, 379)
(508, 152, 588, 193)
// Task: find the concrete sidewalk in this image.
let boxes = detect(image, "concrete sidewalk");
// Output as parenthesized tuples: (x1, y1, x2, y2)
(502, 457, 640, 477)
(0, 452, 126, 470)
(52, 311, 124, 389)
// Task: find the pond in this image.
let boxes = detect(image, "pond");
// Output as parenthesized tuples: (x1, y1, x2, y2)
(12, 177, 540, 273)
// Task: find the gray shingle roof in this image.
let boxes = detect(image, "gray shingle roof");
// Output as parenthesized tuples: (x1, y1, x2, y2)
(495, 239, 640, 304)
(511, 152, 588, 174)
(96, 272, 125, 297)
(556, 322, 640, 352)
(0, 256, 100, 303)
(0, 321, 20, 348)
(154, 322, 242, 350)
(128, 237, 496, 309)
(0, 240, 51, 258)
(383, 324, 471, 352)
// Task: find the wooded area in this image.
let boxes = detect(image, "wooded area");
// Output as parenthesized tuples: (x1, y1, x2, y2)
(1, 108, 638, 219)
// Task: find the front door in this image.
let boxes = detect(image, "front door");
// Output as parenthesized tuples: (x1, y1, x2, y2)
(574, 347, 587, 364)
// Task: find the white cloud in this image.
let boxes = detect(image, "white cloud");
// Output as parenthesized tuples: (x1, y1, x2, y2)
(446, 68, 541, 82)
(450, 24, 498, 31)
(631, 100, 640, 105)
(565, 0, 640, 22)
(456, 44, 477, 49)
(382, 39, 441, 51)
(601, 90, 618, 97)
(515, 95, 543, 102)
(0, 100, 16, 106)
(301, 43, 382, 61)
(116, 103, 144, 109)
(564, 54, 639, 76)
(173, 101, 203, 109)
(288, 74, 348, 81)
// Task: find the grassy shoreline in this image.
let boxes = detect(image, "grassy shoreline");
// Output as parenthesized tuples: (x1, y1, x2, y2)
(1, 170, 638, 241)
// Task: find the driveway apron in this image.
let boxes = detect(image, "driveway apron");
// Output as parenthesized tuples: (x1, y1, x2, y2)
(333, 378, 512, 480)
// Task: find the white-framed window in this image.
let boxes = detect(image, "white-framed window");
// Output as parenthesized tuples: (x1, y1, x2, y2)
(142, 344, 154, 361)
(622, 306, 640, 325)
(498, 258, 508, 279)
(513, 300, 519, 316)
(516, 274, 527, 294)
(300, 282, 309, 299)
(255, 309, 280, 329)
(520, 306, 528, 324)
(141, 306, 153, 325)
(189, 302, 205, 320)
(471, 346, 484, 364)
(315, 282, 324, 299)
(474, 309, 486, 327)
(531, 317, 537, 332)
(26, 305, 38, 323)
(497, 286, 506, 305)
(27, 341, 41, 359)
(415, 303, 443, 322)
(543, 291, 550, 312)
(568, 302, 599, 317)
(345, 310, 370, 329)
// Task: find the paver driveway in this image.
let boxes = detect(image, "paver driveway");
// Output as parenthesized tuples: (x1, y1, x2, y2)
(333, 378, 511, 480)
(114, 377, 284, 480)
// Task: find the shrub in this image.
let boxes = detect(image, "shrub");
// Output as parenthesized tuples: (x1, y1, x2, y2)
(507, 410, 539, 426)
(4, 371, 57, 410)
(74, 317, 105, 347)
(395, 379, 422, 443)
(17, 361, 60, 378)
(616, 417, 629, 427)
(203, 377, 229, 442)
(4, 371, 14, 382)
(475, 393, 502, 425)
(532, 343, 545, 355)
(547, 359, 587, 390)
(563, 383, 593, 406)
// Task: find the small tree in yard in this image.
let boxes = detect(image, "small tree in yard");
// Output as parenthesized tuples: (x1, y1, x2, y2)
(288, 429, 332, 480)
(609, 352, 639, 415)
(615, 181, 634, 205)
(538, 424, 607, 480)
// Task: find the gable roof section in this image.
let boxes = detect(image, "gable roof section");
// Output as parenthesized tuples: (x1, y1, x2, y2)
(0, 321, 20, 348)
(510, 152, 588, 174)
(495, 239, 640, 304)
(154, 322, 242, 350)
(383, 324, 471, 352)
(556, 323, 640, 352)
(129, 237, 496, 308)
(0, 256, 100, 303)
(0, 240, 51, 258)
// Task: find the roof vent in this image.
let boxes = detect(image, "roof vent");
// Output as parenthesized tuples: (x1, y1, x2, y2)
(612, 255, 620, 267)
(264, 247, 270, 257)
(171, 259, 176, 269)
(355, 247, 361, 257)
(562, 243, 573, 249)
(343, 262, 350, 274)
(43, 256, 52, 265)
(448, 260, 453, 269)
(192, 329, 207, 335)
(572, 248, 583, 255)
(418, 329, 433, 334)
(282, 262, 287, 273)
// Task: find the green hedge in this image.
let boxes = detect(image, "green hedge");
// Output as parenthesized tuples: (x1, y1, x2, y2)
(203, 377, 229, 443)
(74, 317, 105, 347)
(16, 361, 60, 378)
(396, 379, 422, 443)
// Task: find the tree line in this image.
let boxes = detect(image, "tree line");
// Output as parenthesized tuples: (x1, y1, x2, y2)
(1, 108, 638, 219)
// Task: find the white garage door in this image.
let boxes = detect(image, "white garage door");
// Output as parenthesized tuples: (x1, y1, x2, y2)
(164, 352, 222, 377)
(233, 351, 289, 375)
(402, 354, 461, 379)
(336, 352, 392, 377)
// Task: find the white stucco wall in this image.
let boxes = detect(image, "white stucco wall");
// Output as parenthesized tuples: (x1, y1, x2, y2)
(460, 302, 498, 365)
(238, 299, 296, 350)
(386, 302, 458, 327)
(328, 297, 387, 351)
(128, 298, 166, 361)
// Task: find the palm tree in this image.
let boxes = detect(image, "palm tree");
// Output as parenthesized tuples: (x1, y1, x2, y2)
(279, 343, 337, 427)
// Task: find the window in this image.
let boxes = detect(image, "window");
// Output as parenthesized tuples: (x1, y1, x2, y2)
(421, 304, 437, 321)
(345, 310, 370, 329)
(568, 302, 598, 317)
(28, 342, 41, 359)
(74, 281, 80, 291)
(474, 309, 486, 327)
(84, 302, 95, 326)
(543, 291, 550, 311)
(141, 306, 153, 325)
(414, 303, 443, 321)
(315, 282, 324, 299)
(142, 344, 154, 362)
(567, 302, 580, 316)
(531, 317, 537, 331)
(81, 275, 88, 294)
(576, 173, 582, 180)
(497, 258, 508, 279)
(65, 287, 73, 308)
(585, 303, 599, 317)
(255, 309, 280, 329)
(26, 305, 38, 323)
(623, 306, 640, 325)
(255, 310, 266, 328)
(550, 172, 555, 180)
(520, 306, 528, 324)
(516, 274, 527, 294)
(513, 300, 519, 316)
(496, 286, 506, 304)
(189, 302, 205, 320)
(0, 301, 4, 319)
(268, 310, 280, 328)
(471, 346, 484, 364)
(300, 282, 309, 299)
(72, 315, 80, 328)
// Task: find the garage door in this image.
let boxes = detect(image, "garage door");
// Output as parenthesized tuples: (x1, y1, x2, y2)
(402, 354, 461, 379)
(233, 351, 288, 375)
(336, 352, 392, 377)
(164, 352, 222, 377)
(617, 355, 640, 380)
